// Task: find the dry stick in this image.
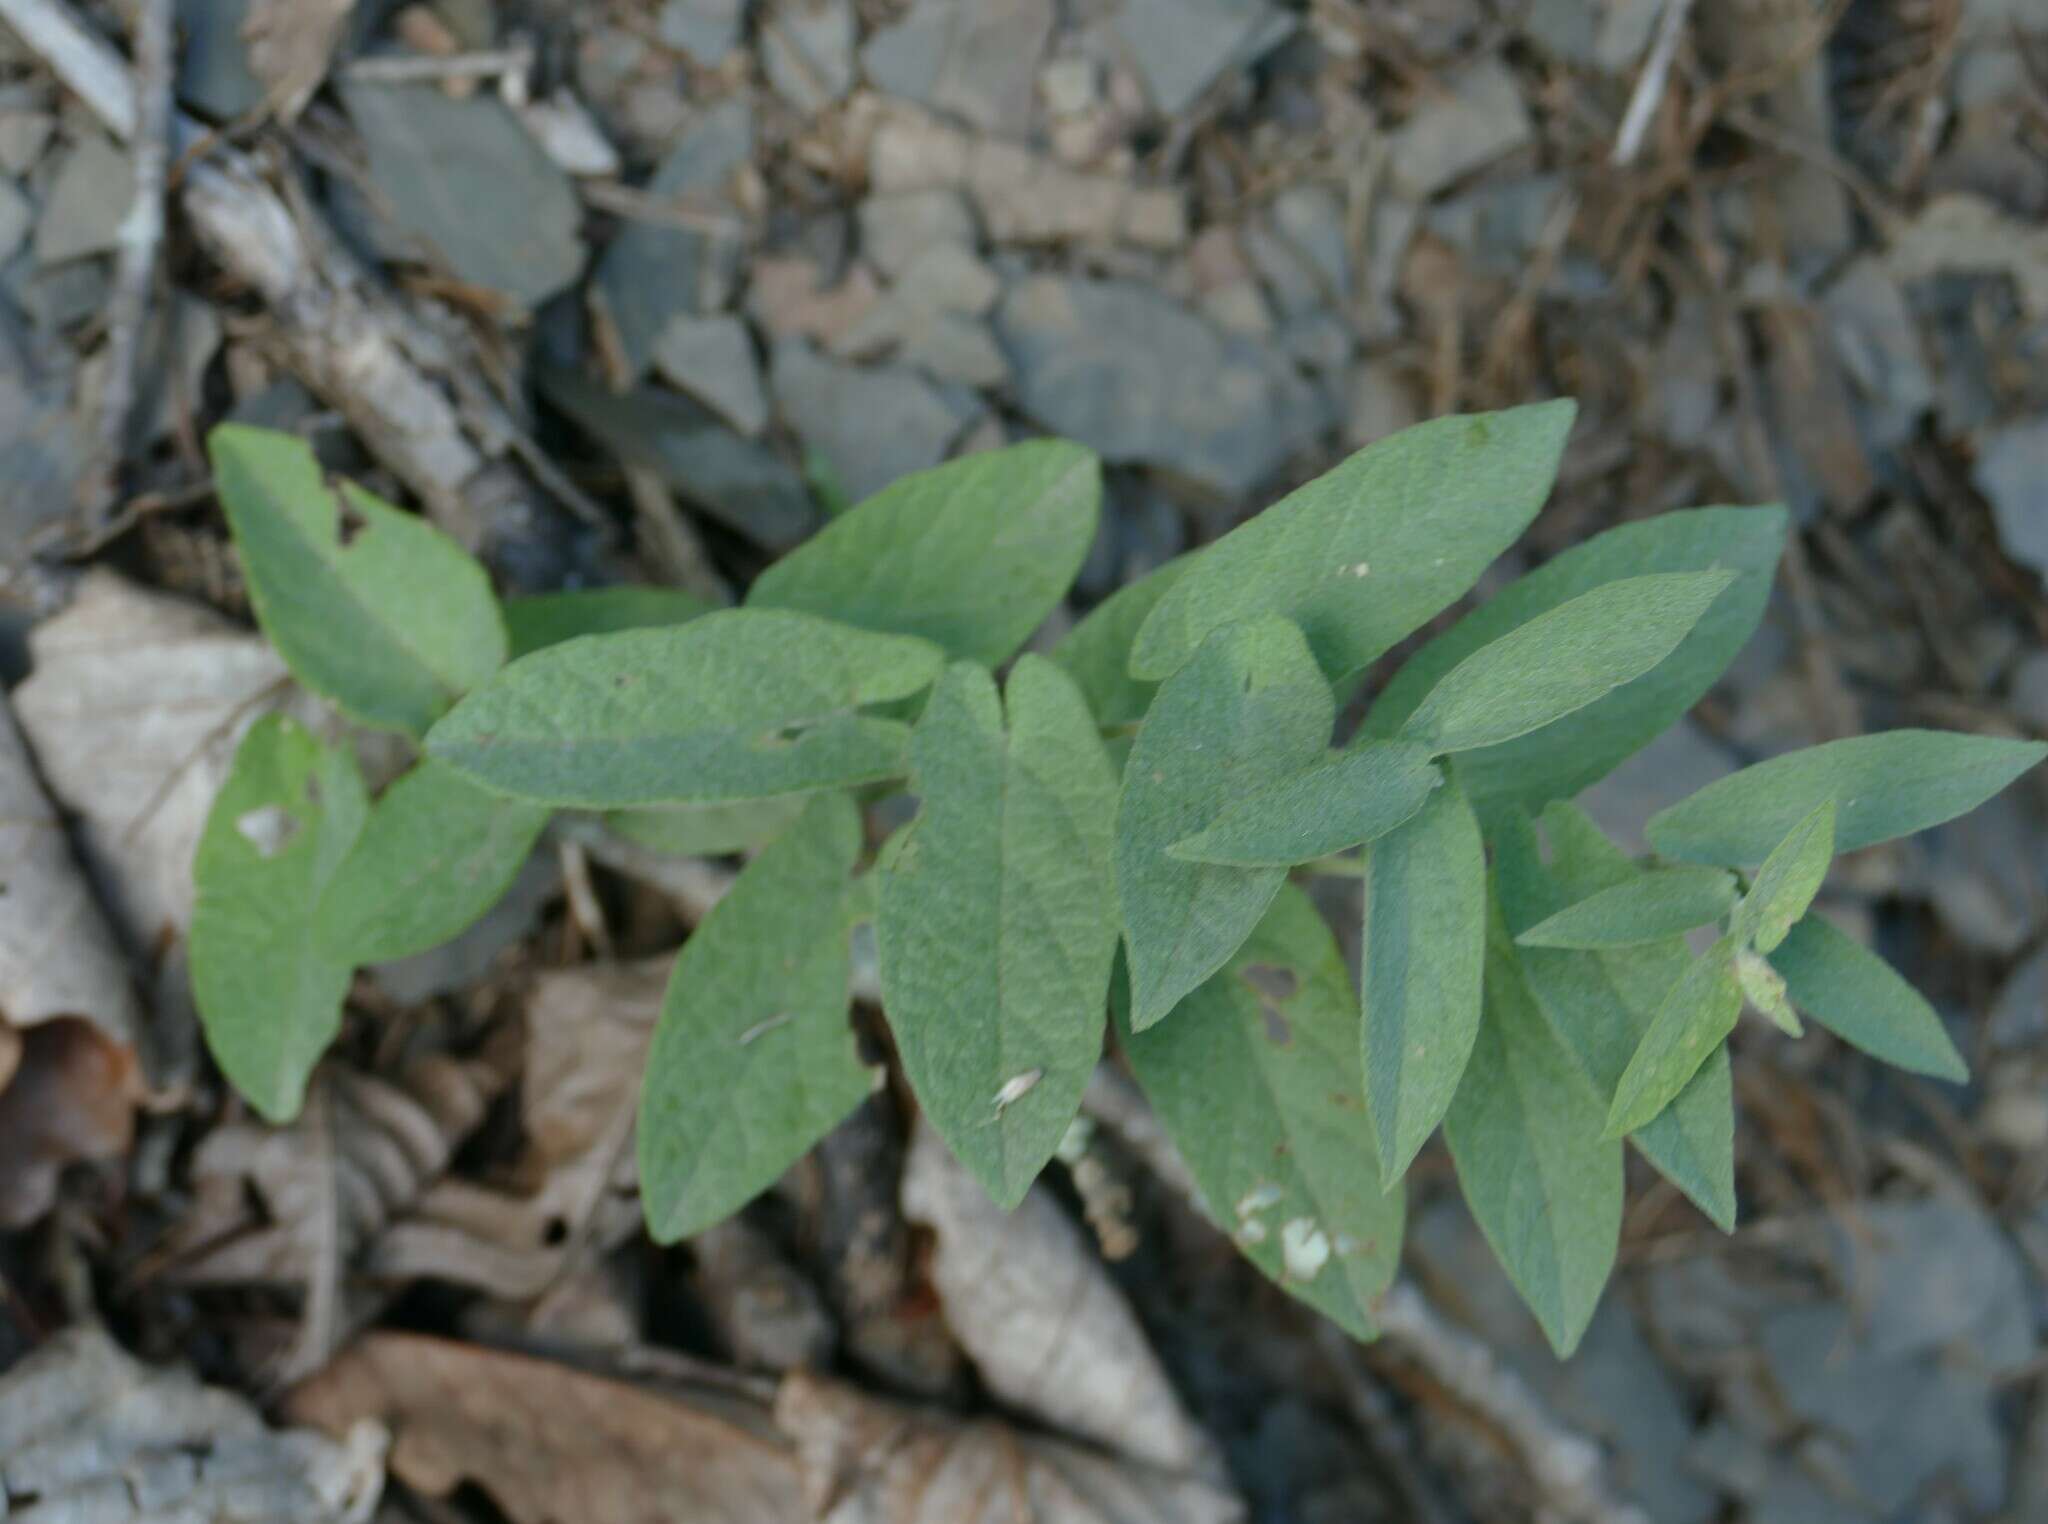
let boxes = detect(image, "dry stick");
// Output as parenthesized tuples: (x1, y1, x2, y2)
(1611, 0, 1697, 167)
(1079, 1065, 1652, 1524)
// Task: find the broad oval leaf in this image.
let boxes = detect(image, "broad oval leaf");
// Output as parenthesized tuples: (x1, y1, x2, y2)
(1767, 914, 1968, 1081)
(1050, 553, 1196, 729)
(1130, 402, 1576, 682)
(749, 440, 1102, 666)
(1114, 616, 1334, 1031)
(1516, 865, 1737, 949)
(210, 425, 507, 736)
(1646, 730, 2048, 865)
(878, 657, 1119, 1207)
(1365, 506, 1786, 815)
(313, 760, 550, 964)
(425, 609, 945, 807)
(190, 715, 369, 1122)
(1397, 572, 1735, 755)
(1359, 775, 1487, 1185)
(605, 796, 811, 856)
(503, 586, 712, 660)
(1444, 904, 1622, 1357)
(638, 792, 876, 1243)
(1169, 742, 1441, 868)
(1730, 799, 1835, 953)
(1603, 939, 1743, 1139)
(1118, 886, 1405, 1340)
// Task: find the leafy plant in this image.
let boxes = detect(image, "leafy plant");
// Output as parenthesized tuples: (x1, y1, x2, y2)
(191, 409, 2046, 1355)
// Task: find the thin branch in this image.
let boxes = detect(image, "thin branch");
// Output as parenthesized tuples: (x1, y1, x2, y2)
(1611, 0, 1696, 167)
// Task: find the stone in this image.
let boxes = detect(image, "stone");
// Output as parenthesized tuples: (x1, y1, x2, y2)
(2010, 650, 2048, 732)
(1039, 56, 1099, 117)
(856, 188, 976, 280)
(760, 0, 857, 114)
(1580, 718, 1739, 855)
(1822, 257, 1933, 453)
(1520, 0, 1598, 63)
(33, 135, 131, 265)
(176, 0, 263, 119)
(771, 337, 979, 502)
(893, 242, 1000, 315)
(0, 113, 55, 177)
(1387, 58, 1532, 200)
(652, 314, 770, 437)
(747, 256, 883, 343)
(658, 0, 748, 67)
(1920, 791, 2045, 956)
(899, 312, 1010, 387)
(1886, 194, 2048, 319)
(516, 93, 621, 177)
(1973, 415, 2048, 576)
(338, 82, 584, 310)
(1199, 279, 1271, 336)
(1242, 218, 1326, 316)
(860, 0, 1056, 137)
(0, 179, 29, 267)
(995, 275, 1330, 497)
(1345, 359, 1420, 448)
(1989, 941, 2048, 1049)
(1595, 0, 1664, 71)
(1270, 184, 1349, 300)
(0, 349, 83, 560)
(1113, 0, 1295, 116)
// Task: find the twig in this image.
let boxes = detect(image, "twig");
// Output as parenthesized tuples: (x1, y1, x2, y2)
(0, 0, 135, 137)
(340, 44, 535, 86)
(81, 0, 173, 529)
(1611, 0, 1696, 167)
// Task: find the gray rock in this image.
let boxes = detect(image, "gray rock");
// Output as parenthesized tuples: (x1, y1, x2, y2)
(1823, 257, 1933, 452)
(176, 0, 262, 119)
(771, 337, 978, 502)
(857, 188, 977, 280)
(1595, 0, 1664, 71)
(1991, 941, 2048, 1049)
(84, 294, 221, 452)
(1113, 0, 1295, 116)
(1276, 309, 1353, 377)
(1387, 57, 1532, 200)
(899, 311, 1009, 387)
(595, 98, 754, 381)
(1833, 1200, 2034, 1373)
(5, 250, 110, 331)
(1974, 415, 2048, 576)
(1580, 717, 1739, 854)
(893, 242, 1000, 316)
(861, 0, 1056, 137)
(1521, 0, 1598, 63)
(2010, 649, 2048, 731)
(33, 135, 131, 265)
(1428, 173, 1564, 276)
(0, 178, 29, 266)
(339, 82, 584, 310)
(760, 0, 857, 114)
(1243, 214, 1328, 316)
(1920, 791, 2046, 955)
(653, 314, 769, 437)
(0, 331, 82, 558)
(996, 275, 1330, 497)
(1345, 359, 1420, 449)
(0, 112, 54, 177)
(659, 0, 749, 67)
(1271, 184, 1349, 300)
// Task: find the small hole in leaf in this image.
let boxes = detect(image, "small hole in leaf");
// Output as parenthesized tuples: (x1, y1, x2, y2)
(758, 720, 818, 749)
(541, 1217, 569, 1247)
(235, 804, 299, 858)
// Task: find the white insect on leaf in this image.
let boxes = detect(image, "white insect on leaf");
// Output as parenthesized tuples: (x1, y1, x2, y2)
(992, 1068, 1044, 1115)
(1280, 1217, 1330, 1282)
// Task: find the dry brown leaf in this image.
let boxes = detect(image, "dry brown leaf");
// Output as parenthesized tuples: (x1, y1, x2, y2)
(245, 0, 359, 122)
(1884, 193, 2048, 318)
(0, 1324, 385, 1521)
(0, 1019, 141, 1227)
(285, 1332, 806, 1522)
(899, 1120, 1226, 1482)
(775, 1372, 1246, 1524)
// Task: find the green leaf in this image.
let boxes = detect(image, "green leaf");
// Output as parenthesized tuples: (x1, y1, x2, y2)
(1647, 730, 2048, 865)
(1499, 804, 1736, 1230)
(209, 425, 507, 736)
(1114, 616, 1334, 1031)
(503, 586, 712, 660)
(1359, 776, 1487, 1185)
(1168, 742, 1441, 868)
(1444, 902, 1622, 1357)
(1730, 800, 1835, 953)
(313, 760, 551, 964)
(425, 609, 945, 807)
(604, 796, 811, 856)
(1130, 402, 1576, 682)
(1050, 553, 1196, 729)
(748, 440, 1101, 666)
(638, 792, 876, 1243)
(1767, 914, 1968, 1081)
(1516, 865, 1737, 949)
(878, 657, 1119, 1207)
(1603, 939, 1743, 1138)
(190, 715, 370, 1122)
(1736, 948, 1801, 1036)
(1365, 506, 1786, 816)
(1396, 572, 1735, 755)
(1118, 886, 1405, 1339)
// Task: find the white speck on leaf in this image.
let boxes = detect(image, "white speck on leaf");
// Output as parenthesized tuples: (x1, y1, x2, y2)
(1236, 1183, 1283, 1219)
(1281, 1218, 1330, 1281)
(235, 804, 298, 859)
(736, 1012, 793, 1046)
(993, 1068, 1044, 1114)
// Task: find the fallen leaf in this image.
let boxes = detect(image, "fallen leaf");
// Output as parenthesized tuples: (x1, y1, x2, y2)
(0, 1019, 140, 1227)
(285, 1332, 805, 1522)
(245, 0, 358, 122)
(899, 1120, 1227, 1482)
(775, 1372, 1246, 1524)
(0, 1324, 385, 1521)
(1885, 193, 2048, 318)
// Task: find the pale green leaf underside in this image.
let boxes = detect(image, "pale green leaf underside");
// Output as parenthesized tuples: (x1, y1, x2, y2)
(190, 715, 369, 1123)
(1398, 571, 1735, 756)
(605, 796, 811, 856)
(1516, 865, 1736, 949)
(878, 657, 1119, 1207)
(1604, 938, 1742, 1138)
(313, 759, 551, 965)
(1730, 799, 1835, 953)
(1444, 905, 1622, 1357)
(1115, 616, 1335, 1031)
(749, 440, 1102, 667)
(1050, 553, 1196, 730)
(1768, 914, 1968, 1081)
(209, 425, 506, 737)
(1647, 730, 2048, 865)
(503, 586, 712, 660)
(1119, 886, 1405, 1340)
(1169, 742, 1441, 868)
(1360, 776, 1487, 1185)
(425, 608, 945, 807)
(1365, 506, 1786, 818)
(1130, 401, 1576, 682)
(638, 792, 875, 1243)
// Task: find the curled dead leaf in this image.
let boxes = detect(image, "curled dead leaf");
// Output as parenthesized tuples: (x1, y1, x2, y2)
(0, 1018, 141, 1228)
